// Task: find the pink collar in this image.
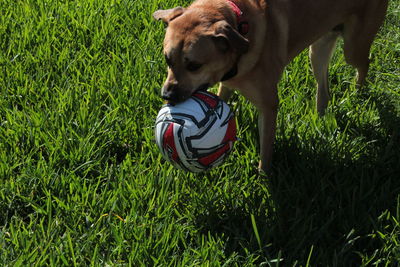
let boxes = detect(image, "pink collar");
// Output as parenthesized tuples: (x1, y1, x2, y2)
(227, 0, 249, 35)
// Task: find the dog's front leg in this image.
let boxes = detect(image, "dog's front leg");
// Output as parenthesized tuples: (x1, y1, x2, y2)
(258, 107, 278, 172)
(258, 93, 278, 173)
(218, 84, 234, 102)
(236, 77, 279, 174)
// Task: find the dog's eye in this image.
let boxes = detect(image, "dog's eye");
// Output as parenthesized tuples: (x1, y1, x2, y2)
(186, 62, 202, 72)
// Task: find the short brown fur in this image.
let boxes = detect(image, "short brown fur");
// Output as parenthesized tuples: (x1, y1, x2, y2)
(153, 0, 388, 172)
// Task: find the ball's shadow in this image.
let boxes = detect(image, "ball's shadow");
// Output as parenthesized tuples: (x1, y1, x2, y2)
(191, 90, 400, 265)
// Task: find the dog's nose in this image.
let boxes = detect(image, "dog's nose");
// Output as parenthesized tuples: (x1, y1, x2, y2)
(162, 83, 182, 103)
(162, 91, 177, 101)
(162, 88, 180, 103)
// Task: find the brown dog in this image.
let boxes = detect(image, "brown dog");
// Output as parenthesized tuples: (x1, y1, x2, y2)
(153, 0, 388, 172)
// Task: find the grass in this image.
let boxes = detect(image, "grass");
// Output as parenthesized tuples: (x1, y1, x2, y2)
(0, 0, 399, 265)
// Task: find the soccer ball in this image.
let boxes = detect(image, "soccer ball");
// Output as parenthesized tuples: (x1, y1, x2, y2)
(155, 91, 237, 173)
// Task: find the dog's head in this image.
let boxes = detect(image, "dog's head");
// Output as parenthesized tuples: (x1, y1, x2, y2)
(153, 6, 249, 103)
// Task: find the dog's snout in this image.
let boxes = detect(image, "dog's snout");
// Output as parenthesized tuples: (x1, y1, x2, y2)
(162, 90, 179, 102)
(162, 84, 181, 103)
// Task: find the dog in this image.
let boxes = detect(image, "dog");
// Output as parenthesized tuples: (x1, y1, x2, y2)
(153, 0, 388, 172)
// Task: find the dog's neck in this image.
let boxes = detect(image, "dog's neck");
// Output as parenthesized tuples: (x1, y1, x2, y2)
(220, 0, 249, 82)
(221, 64, 238, 81)
(220, 0, 268, 84)
(227, 0, 249, 35)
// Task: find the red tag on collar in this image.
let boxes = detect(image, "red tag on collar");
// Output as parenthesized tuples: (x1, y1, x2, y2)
(227, 0, 249, 35)
(227, 0, 242, 21)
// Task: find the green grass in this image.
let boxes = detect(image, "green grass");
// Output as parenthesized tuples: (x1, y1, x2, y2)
(0, 0, 399, 265)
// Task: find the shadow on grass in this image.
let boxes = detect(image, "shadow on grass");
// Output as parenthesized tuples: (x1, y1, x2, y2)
(191, 90, 400, 265)
(272, 89, 399, 265)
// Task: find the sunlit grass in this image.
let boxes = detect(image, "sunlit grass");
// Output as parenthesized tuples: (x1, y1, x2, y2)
(1, 0, 399, 265)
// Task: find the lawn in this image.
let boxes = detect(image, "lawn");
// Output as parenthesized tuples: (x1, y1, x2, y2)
(1, 0, 399, 265)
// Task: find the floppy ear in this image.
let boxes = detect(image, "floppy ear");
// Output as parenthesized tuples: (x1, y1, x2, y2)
(152, 7, 185, 25)
(212, 20, 249, 54)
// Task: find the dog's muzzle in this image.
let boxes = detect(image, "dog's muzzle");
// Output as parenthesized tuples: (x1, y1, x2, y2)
(162, 83, 210, 104)
(162, 83, 182, 103)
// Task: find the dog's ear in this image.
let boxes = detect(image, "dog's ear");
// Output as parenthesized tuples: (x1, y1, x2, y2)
(152, 7, 185, 25)
(212, 20, 249, 54)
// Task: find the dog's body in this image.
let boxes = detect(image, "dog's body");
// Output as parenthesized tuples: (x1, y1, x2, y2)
(153, 0, 388, 172)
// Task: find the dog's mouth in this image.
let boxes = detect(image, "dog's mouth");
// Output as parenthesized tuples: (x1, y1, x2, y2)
(164, 83, 210, 105)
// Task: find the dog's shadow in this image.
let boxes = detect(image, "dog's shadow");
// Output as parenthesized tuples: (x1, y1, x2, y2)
(192, 90, 400, 265)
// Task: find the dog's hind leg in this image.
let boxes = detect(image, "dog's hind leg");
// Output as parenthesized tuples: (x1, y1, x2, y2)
(343, 0, 388, 86)
(309, 32, 340, 115)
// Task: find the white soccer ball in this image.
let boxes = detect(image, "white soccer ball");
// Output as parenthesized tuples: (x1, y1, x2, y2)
(155, 91, 237, 173)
